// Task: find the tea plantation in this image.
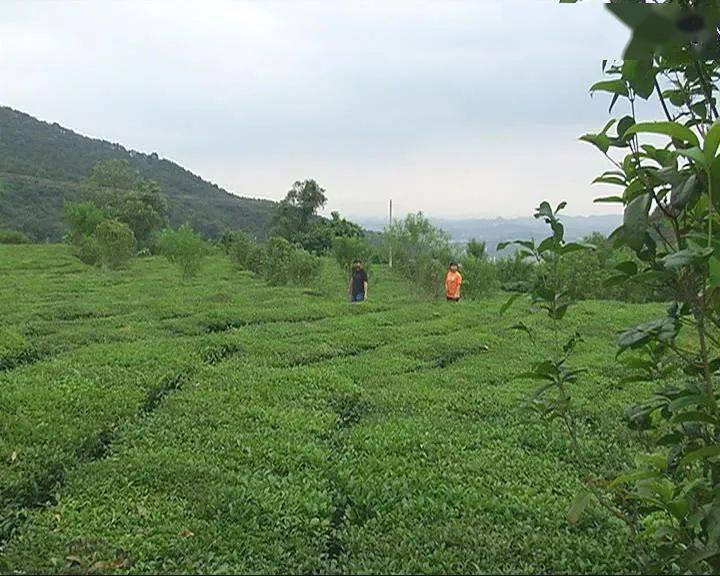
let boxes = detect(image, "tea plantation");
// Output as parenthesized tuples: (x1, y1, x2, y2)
(0, 245, 663, 573)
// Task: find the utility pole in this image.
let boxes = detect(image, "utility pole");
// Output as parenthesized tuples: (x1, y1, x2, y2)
(388, 198, 393, 268)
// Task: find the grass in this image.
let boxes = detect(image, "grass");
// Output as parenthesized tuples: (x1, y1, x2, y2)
(0, 244, 664, 574)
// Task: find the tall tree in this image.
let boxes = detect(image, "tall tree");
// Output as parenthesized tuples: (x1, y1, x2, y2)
(272, 179, 327, 242)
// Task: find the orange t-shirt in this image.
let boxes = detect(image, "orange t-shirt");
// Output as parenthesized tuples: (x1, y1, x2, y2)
(445, 271, 462, 299)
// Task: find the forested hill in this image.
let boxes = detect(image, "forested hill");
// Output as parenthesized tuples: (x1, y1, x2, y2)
(0, 106, 276, 241)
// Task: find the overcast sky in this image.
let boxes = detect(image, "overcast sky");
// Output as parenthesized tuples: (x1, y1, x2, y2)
(1, 1, 638, 219)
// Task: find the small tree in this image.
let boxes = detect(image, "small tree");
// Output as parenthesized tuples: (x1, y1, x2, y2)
(332, 236, 373, 279)
(466, 238, 487, 260)
(157, 224, 209, 280)
(227, 230, 254, 269)
(66, 202, 105, 245)
(94, 219, 135, 270)
(263, 236, 295, 286)
(271, 179, 327, 245)
(385, 212, 455, 296)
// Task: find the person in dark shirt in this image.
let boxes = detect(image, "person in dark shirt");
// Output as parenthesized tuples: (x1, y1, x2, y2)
(348, 260, 368, 302)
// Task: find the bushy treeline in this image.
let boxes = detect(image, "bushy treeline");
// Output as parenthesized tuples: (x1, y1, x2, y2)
(0, 229, 31, 244)
(383, 213, 666, 303)
(222, 230, 321, 287)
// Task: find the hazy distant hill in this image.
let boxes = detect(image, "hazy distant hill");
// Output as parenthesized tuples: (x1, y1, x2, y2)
(356, 214, 622, 255)
(0, 107, 276, 241)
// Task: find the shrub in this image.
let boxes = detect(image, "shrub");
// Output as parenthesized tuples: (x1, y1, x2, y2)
(263, 236, 295, 286)
(386, 213, 455, 297)
(0, 230, 31, 244)
(0, 328, 36, 370)
(287, 247, 322, 287)
(459, 256, 500, 299)
(245, 244, 266, 275)
(332, 236, 373, 278)
(465, 238, 486, 259)
(228, 230, 254, 269)
(66, 202, 105, 245)
(77, 234, 101, 266)
(157, 224, 209, 280)
(94, 219, 135, 270)
(495, 251, 536, 292)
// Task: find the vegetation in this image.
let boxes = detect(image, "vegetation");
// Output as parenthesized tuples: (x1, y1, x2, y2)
(385, 212, 454, 297)
(94, 219, 136, 270)
(0, 244, 661, 573)
(157, 224, 210, 280)
(271, 180, 365, 254)
(0, 230, 31, 244)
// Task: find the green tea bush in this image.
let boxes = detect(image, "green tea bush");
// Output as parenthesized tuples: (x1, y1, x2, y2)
(94, 219, 135, 270)
(0, 230, 31, 244)
(259, 236, 321, 287)
(0, 328, 36, 370)
(157, 224, 209, 280)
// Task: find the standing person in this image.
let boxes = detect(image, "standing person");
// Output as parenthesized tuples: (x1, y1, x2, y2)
(445, 262, 462, 302)
(348, 260, 368, 302)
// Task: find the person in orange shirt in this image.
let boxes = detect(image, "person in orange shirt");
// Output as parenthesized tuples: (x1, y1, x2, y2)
(445, 262, 462, 302)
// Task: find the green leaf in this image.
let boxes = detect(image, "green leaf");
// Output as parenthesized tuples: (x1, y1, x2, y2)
(592, 175, 626, 186)
(661, 247, 713, 270)
(590, 79, 629, 97)
(500, 293, 522, 315)
(678, 146, 708, 169)
(622, 59, 655, 100)
(710, 257, 720, 287)
(623, 193, 650, 251)
(671, 411, 717, 425)
(671, 173, 699, 211)
(625, 121, 700, 148)
(705, 122, 720, 163)
(614, 261, 638, 275)
(678, 445, 720, 468)
(567, 490, 591, 524)
(580, 133, 611, 154)
(608, 469, 659, 490)
(617, 115, 635, 140)
(594, 195, 624, 204)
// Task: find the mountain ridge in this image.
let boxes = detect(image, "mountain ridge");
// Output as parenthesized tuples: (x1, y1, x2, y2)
(0, 106, 276, 241)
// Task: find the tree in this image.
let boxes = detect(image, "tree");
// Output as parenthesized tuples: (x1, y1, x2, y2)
(65, 202, 105, 245)
(466, 238, 487, 260)
(157, 224, 209, 280)
(302, 212, 366, 255)
(385, 213, 454, 296)
(333, 236, 373, 278)
(227, 229, 254, 269)
(272, 179, 327, 243)
(84, 160, 168, 249)
(94, 219, 135, 270)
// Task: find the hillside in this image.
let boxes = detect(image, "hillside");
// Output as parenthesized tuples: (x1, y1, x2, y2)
(0, 107, 276, 241)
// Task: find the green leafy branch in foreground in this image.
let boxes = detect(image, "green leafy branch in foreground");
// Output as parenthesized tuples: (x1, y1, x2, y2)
(539, 3, 720, 570)
(499, 203, 635, 532)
